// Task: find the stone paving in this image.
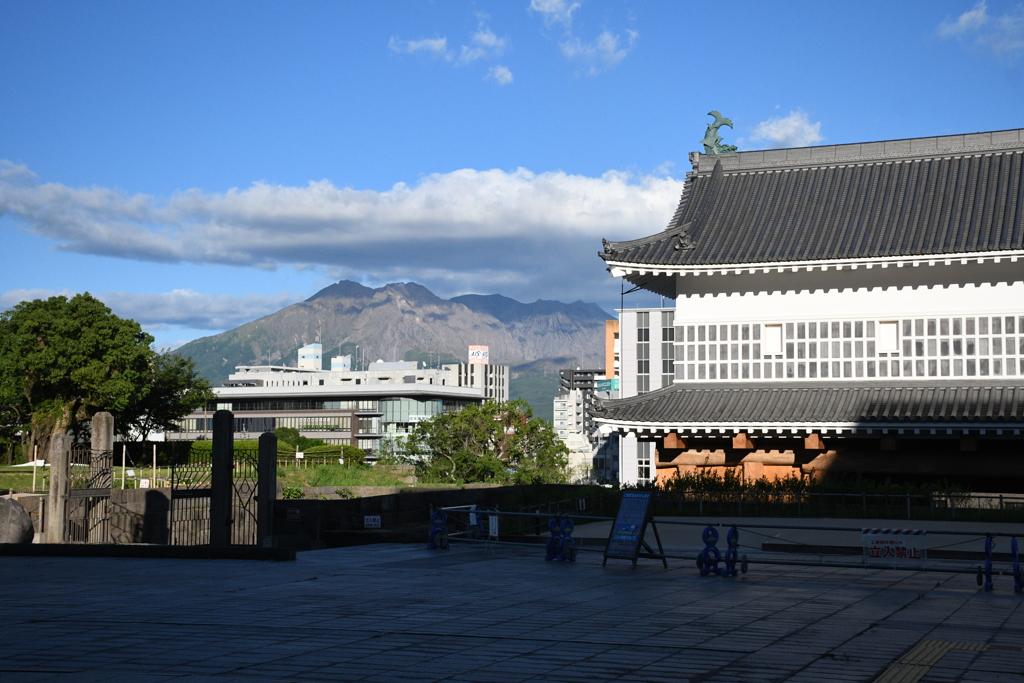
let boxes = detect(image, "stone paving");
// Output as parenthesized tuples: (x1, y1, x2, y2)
(1, 540, 1022, 682)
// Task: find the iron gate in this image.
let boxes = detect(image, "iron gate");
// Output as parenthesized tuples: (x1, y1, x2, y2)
(169, 443, 259, 546)
(66, 445, 112, 543)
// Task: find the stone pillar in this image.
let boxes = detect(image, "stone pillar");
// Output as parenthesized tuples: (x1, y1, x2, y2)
(257, 431, 277, 547)
(90, 412, 114, 488)
(46, 433, 70, 543)
(209, 410, 234, 546)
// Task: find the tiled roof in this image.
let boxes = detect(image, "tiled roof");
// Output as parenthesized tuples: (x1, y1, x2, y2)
(593, 381, 1024, 428)
(601, 133, 1024, 267)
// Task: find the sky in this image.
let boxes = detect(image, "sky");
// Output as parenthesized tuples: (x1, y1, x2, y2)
(3, 0, 1024, 349)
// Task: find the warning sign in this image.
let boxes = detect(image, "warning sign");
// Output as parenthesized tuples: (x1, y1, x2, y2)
(862, 528, 927, 562)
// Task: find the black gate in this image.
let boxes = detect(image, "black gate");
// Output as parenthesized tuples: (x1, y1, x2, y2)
(66, 445, 112, 543)
(169, 446, 260, 546)
(169, 444, 213, 545)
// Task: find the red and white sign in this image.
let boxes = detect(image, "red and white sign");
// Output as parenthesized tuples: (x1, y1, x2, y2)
(862, 528, 927, 562)
(468, 345, 489, 365)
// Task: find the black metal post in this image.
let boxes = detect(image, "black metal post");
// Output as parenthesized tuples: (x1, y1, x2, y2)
(210, 410, 234, 546)
(257, 431, 277, 547)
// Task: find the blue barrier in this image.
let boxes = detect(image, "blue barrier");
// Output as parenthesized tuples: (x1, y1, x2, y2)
(698, 524, 747, 577)
(545, 516, 577, 562)
(427, 510, 449, 550)
(698, 525, 722, 576)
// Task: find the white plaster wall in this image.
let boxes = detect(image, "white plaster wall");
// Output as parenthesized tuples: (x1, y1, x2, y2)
(620, 432, 639, 486)
(675, 281, 1024, 324)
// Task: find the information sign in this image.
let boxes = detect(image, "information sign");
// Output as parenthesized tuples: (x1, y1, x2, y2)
(862, 528, 927, 562)
(603, 491, 666, 566)
(295, 452, 304, 459)
(364, 515, 381, 529)
(139, 479, 150, 489)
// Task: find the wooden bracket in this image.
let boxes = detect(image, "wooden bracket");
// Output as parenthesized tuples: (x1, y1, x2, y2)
(732, 432, 754, 450)
(804, 433, 825, 450)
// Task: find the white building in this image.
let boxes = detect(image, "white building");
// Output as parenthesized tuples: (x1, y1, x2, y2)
(553, 369, 619, 483)
(596, 126, 1024, 486)
(171, 351, 508, 457)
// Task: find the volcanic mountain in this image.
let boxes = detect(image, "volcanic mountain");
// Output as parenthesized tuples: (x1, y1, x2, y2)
(174, 281, 612, 390)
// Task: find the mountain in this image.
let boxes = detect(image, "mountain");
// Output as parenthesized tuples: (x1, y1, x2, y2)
(175, 281, 613, 393)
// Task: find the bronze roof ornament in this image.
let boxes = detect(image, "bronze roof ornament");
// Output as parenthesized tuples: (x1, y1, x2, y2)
(700, 110, 738, 156)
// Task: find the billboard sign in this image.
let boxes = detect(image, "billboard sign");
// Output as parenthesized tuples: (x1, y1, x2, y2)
(468, 345, 489, 365)
(595, 378, 620, 391)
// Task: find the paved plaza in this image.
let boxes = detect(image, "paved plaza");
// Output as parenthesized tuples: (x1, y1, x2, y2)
(1, 536, 1023, 682)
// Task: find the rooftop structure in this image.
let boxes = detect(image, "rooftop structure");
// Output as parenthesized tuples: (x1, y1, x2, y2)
(595, 124, 1024, 486)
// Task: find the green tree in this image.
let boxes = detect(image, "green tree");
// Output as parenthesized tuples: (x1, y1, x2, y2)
(0, 294, 154, 457)
(403, 399, 568, 484)
(272, 427, 324, 453)
(0, 293, 209, 458)
(116, 352, 214, 441)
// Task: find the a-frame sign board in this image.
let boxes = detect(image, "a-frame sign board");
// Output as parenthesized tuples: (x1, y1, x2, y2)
(602, 491, 668, 567)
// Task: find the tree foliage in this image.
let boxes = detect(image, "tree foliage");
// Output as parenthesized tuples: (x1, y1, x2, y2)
(403, 399, 568, 484)
(0, 293, 210, 455)
(117, 352, 214, 441)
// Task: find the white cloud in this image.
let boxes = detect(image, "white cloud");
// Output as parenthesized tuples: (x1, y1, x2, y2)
(458, 27, 508, 65)
(388, 36, 452, 60)
(938, 1, 990, 37)
(0, 287, 296, 331)
(749, 111, 824, 149)
(938, 1, 1024, 56)
(529, 0, 580, 28)
(0, 161, 684, 309)
(560, 29, 638, 74)
(488, 65, 514, 85)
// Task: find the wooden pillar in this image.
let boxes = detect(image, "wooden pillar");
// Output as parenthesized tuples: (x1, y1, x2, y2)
(210, 410, 234, 546)
(46, 433, 70, 544)
(257, 431, 278, 548)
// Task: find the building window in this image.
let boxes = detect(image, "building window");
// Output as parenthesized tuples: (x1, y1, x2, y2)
(764, 324, 783, 356)
(637, 441, 652, 483)
(661, 310, 675, 387)
(637, 312, 650, 394)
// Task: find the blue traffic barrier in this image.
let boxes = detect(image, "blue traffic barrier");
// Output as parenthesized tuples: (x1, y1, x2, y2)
(560, 517, 577, 562)
(545, 516, 563, 561)
(698, 525, 722, 576)
(427, 510, 449, 550)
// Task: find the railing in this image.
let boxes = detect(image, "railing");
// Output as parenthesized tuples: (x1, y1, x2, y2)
(648, 490, 1024, 522)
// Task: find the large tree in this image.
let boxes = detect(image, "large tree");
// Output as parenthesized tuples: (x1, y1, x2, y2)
(0, 293, 204, 458)
(403, 399, 569, 484)
(116, 352, 213, 441)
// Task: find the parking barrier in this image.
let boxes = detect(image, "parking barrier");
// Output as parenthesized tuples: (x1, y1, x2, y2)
(428, 505, 1022, 589)
(426, 510, 448, 550)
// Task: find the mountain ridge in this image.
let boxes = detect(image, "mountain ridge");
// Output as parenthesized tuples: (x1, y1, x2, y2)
(175, 281, 612, 390)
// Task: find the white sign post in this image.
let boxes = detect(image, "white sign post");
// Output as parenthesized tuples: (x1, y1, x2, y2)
(862, 528, 927, 562)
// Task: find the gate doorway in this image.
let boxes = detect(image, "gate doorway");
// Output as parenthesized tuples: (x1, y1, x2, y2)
(169, 410, 274, 547)
(65, 443, 112, 543)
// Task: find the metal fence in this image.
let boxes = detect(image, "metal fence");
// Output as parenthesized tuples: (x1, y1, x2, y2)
(648, 490, 1024, 522)
(65, 445, 112, 543)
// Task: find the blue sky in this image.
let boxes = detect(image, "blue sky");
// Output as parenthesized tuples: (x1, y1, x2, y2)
(2, 0, 1024, 349)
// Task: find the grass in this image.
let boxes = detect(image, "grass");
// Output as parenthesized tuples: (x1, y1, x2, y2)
(277, 465, 407, 489)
